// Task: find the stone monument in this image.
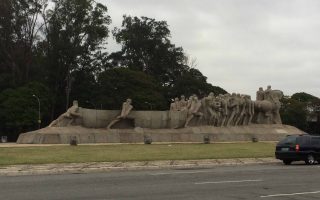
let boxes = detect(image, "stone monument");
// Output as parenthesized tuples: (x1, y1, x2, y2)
(17, 85, 303, 144)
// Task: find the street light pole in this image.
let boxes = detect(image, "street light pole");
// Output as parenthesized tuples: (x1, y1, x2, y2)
(32, 94, 41, 129)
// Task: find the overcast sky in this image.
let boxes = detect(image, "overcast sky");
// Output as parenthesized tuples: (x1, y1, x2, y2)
(99, 0, 320, 98)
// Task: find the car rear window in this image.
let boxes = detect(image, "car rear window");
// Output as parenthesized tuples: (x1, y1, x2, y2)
(296, 136, 311, 145)
(278, 135, 298, 145)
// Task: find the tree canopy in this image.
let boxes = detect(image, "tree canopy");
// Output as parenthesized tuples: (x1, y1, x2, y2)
(97, 68, 167, 110)
(291, 92, 319, 103)
(110, 15, 226, 98)
(0, 82, 51, 140)
(280, 93, 320, 134)
(111, 16, 187, 86)
(42, 0, 111, 111)
(280, 97, 308, 131)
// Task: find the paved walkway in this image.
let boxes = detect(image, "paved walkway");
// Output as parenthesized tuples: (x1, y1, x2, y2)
(0, 158, 278, 176)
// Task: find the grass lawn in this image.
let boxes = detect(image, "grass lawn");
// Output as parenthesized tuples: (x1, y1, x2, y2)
(0, 142, 276, 166)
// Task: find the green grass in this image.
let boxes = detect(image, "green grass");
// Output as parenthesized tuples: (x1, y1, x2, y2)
(0, 142, 276, 166)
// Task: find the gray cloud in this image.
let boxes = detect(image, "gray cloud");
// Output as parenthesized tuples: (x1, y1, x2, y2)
(100, 0, 320, 98)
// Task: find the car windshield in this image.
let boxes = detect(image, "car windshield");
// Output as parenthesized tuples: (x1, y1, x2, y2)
(278, 135, 298, 145)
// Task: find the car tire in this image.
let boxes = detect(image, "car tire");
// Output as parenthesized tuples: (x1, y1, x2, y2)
(283, 160, 292, 165)
(305, 154, 315, 165)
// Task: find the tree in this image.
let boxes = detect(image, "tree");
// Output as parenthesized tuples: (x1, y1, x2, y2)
(0, 0, 113, 139)
(41, 0, 111, 116)
(112, 16, 187, 87)
(0, 0, 47, 89)
(97, 68, 167, 110)
(291, 93, 320, 134)
(280, 97, 308, 131)
(0, 82, 51, 140)
(280, 93, 320, 132)
(69, 69, 97, 108)
(111, 15, 227, 100)
(167, 68, 227, 99)
(291, 92, 319, 103)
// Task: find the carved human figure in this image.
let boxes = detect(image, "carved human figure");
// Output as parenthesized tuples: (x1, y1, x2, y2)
(211, 98, 222, 126)
(234, 94, 246, 126)
(207, 93, 223, 126)
(254, 87, 283, 124)
(202, 92, 217, 125)
(226, 93, 239, 126)
(186, 94, 196, 110)
(271, 91, 283, 124)
(179, 95, 188, 111)
(184, 95, 203, 127)
(263, 85, 273, 102)
(242, 95, 254, 125)
(170, 97, 181, 111)
(107, 98, 133, 129)
(265, 87, 282, 124)
(256, 87, 264, 101)
(48, 100, 81, 127)
(217, 94, 228, 126)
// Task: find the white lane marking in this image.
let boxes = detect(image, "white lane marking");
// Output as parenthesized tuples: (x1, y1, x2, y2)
(150, 170, 213, 176)
(260, 190, 320, 198)
(195, 179, 263, 185)
(151, 165, 320, 176)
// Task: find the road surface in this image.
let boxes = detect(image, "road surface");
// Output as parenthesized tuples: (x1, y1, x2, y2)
(1, 162, 320, 200)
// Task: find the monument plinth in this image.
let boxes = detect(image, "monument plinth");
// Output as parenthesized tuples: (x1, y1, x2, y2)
(17, 123, 302, 144)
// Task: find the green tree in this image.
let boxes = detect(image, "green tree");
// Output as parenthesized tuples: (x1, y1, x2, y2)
(291, 92, 320, 134)
(0, 82, 51, 140)
(0, 0, 112, 139)
(291, 92, 319, 103)
(0, 0, 47, 89)
(69, 68, 97, 108)
(42, 0, 111, 115)
(168, 68, 227, 98)
(280, 97, 308, 131)
(97, 68, 167, 110)
(280, 93, 320, 133)
(111, 15, 227, 100)
(112, 16, 187, 87)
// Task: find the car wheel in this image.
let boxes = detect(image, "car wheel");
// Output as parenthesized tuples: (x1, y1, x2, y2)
(283, 160, 292, 165)
(305, 154, 315, 165)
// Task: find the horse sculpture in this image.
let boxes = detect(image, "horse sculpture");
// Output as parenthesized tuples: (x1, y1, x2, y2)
(254, 90, 283, 124)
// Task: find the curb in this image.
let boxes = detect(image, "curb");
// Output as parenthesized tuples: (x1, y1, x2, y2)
(0, 158, 279, 176)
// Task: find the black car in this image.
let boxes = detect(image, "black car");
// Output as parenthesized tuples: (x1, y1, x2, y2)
(275, 134, 320, 165)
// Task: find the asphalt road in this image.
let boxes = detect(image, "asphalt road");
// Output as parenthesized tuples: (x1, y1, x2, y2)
(1, 162, 320, 200)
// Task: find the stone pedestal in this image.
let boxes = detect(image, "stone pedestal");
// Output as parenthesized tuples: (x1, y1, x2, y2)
(17, 124, 303, 144)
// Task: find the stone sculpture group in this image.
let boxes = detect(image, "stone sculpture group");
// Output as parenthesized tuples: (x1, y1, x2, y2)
(169, 85, 283, 128)
(48, 85, 283, 129)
